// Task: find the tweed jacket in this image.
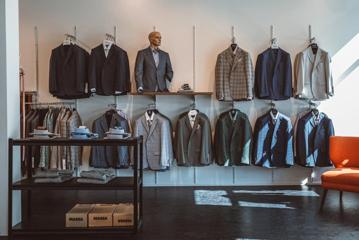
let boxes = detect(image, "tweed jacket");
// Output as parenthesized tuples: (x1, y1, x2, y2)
(294, 47, 334, 100)
(215, 47, 254, 101)
(89, 44, 131, 95)
(296, 111, 334, 167)
(252, 111, 294, 168)
(135, 47, 173, 91)
(90, 110, 130, 168)
(66, 110, 82, 169)
(175, 111, 213, 166)
(255, 48, 293, 100)
(214, 109, 252, 166)
(134, 113, 173, 170)
(50, 108, 67, 169)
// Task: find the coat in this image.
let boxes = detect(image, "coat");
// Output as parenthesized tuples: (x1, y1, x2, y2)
(90, 110, 130, 168)
(134, 113, 173, 170)
(214, 109, 252, 166)
(215, 47, 254, 101)
(294, 47, 334, 100)
(252, 111, 294, 168)
(49, 44, 90, 99)
(175, 111, 213, 166)
(135, 47, 173, 91)
(255, 48, 293, 100)
(296, 111, 334, 167)
(89, 44, 131, 95)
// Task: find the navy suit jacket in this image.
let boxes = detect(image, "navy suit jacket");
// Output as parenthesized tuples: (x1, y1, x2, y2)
(253, 112, 294, 168)
(255, 48, 292, 100)
(296, 112, 334, 167)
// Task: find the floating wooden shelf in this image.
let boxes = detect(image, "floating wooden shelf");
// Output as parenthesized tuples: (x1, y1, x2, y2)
(130, 92, 212, 96)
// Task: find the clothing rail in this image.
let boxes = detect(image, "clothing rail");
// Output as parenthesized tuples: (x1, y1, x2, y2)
(25, 101, 76, 106)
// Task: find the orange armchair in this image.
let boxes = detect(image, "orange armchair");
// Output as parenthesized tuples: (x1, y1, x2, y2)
(320, 136, 359, 209)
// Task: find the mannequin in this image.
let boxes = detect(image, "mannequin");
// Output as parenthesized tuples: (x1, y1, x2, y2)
(135, 31, 174, 93)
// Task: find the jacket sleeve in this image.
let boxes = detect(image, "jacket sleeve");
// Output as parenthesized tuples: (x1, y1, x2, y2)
(201, 116, 213, 165)
(252, 118, 261, 165)
(325, 53, 334, 97)
(245, 53, 255, 99)
(214, 117, 226, 165)
(294, 52, 305, 97)
(49, 50, 57, 95)
(165, 53, 174, 82)
(76, 49, 89, 93)
(115, 51, 131, 93)
(255, 54, 268, 98)
(134, 51, 144, 89)
(88, 50, 97, 92)
(160, 120, 173, 168)
(215, 54, 225, 100)
(241, 117, 253, 165)
(285, 119, 294, 166)
(175, 119, 186, 166)
(284, 54, 293, 98)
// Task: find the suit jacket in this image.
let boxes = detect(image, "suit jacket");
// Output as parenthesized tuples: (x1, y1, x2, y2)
(294, 47, 334, 100)
(255, 48, 293, 100)
(175, 111, 213, 166)
(50, 108, 67, 169)
(89, 44, 130, 95)
(66, 110, 82, 169)
(253, 112, 294, 168)
(49, 44, 90, 99)
(90, 111, 130, 168)
(215, 47, 254, 101)
(214, 110, 252, 166)
(135, 47, 173, 91)
(296, 111, 334, 167)
(134, 113, 173, 170)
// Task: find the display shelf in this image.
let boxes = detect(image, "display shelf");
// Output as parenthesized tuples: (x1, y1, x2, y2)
(11, 137, 142, 146)
(130, 91, 212, 96)
(13, 177, 142, 191)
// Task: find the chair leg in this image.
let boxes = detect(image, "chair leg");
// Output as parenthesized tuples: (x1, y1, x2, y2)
(339, 191, 343, 202)
(320, 189, 328, 210)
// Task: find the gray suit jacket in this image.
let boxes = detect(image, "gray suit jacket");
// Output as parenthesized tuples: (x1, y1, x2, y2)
(294, 47, 334, 100)
(134, 113, 173, 170)
(175, 112, 213, 166)
(135, 47, 173, 91)
(215, 47, 254, 101)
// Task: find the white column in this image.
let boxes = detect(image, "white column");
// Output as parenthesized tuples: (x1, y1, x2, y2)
(0, 0, 20, 236)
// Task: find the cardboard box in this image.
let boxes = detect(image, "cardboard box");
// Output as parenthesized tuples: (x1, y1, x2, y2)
(88, 204, 117, 227)
(113, 203, 134, 227)
(66, 204, 94, 228)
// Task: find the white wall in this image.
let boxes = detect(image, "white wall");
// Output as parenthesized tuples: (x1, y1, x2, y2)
(19, 0, 359, 186)
(0, 0, 21, 235)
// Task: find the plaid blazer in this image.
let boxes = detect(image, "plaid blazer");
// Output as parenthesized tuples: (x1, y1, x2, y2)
(215, 47, 254, 101)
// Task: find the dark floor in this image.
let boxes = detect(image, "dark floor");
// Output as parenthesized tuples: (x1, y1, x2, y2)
(2, 186, 359, 240)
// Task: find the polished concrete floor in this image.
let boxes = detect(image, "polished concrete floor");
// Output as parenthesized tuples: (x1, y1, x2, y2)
(3, 186, 359, 240)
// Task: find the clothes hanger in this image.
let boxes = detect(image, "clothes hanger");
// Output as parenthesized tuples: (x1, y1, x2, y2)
(270, 37, 279, 49)
(270, 101, 278, 118)
(309, 37, 318, 55)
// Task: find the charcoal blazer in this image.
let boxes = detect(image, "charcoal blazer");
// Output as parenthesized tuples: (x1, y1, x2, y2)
(296, 112, 334, 167)
(49, 44, 90, 99)
(89, 44, 130, 95)
(175, 112, 213, 166)
(90, 111, 130, 168)
(134, 113, 173, 170)
(215, 47, 254, 101)
(214, 110, 252, 166)
(252, 112, 294, 168)
(135, 47, 173, 91)
(255, 48, 293, 100)
(294, 47, 334, 100)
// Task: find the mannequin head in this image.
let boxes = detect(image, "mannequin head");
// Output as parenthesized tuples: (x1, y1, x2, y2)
(148, 31, 161, 48)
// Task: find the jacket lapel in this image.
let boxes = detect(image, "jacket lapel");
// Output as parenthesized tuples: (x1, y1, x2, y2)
(231, 48, 244, 71)
(271, 113, 281, 149)
(189, 113, 200, 140)
(224, 47, 234, 69)
(140, 115, 150, 135)
(104, 44, 115, 63)
(148, 115, 159, 138)
(272, 48, 282, 79)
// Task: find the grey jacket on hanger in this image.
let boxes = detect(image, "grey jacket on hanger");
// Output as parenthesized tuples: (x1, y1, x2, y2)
(294, 47, 334, 100)
(175, 111, 213, 166)
(135, 47, 173, 91)
(134, 113, 173, 170)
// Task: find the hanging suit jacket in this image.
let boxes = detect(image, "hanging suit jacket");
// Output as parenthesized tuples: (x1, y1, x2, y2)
(253, 112, 294, 168)
(255, 48, 293, 100)
(296, 111, 334, 167)
(294, 47, 334, 100)
(66, 110, 82, 169)
(89, 44, 131, 95)
(215, 47, 254, 101)
(50, 108, 67, 169)
(90, 111, 130, 168)
(135, 47, 173, 91)
(175, 111, 213, 166)
(134, 113, 173, 170)
(214, 110, 252, 166)
(49, 44, 90, 99)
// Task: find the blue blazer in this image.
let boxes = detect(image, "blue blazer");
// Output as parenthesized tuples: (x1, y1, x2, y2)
(255, 48, 292, 100)
(296, 112, 334, 167)
(253, 112, 294, 168)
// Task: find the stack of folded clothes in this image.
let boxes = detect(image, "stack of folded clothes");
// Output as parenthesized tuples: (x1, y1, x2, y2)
(77, 169, 116, 184)
(177, 83, 193, 93)
(33, 169, 74, 183)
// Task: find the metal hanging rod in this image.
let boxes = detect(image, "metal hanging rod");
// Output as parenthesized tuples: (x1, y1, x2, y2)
(270, 25, 279, 48)
(26, 101, 76, 106)
(309, 25, 316, 44)
(231, 26, 236, 44)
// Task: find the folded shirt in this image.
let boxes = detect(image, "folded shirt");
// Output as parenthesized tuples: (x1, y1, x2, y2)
(34, 176, 73, 183)
(80, 169, 115, 181)
(77, 175, 115, 184)
(34, 169, 74, 178)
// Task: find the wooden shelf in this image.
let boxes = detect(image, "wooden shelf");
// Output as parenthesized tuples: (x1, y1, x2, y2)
(130, 91, 212, 96)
